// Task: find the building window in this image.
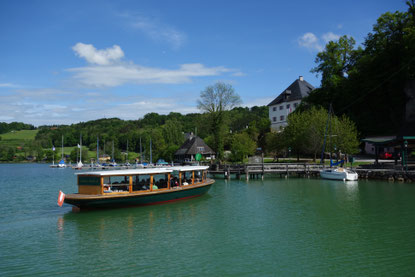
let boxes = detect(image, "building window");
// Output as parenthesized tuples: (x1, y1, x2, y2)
(280, 115, 284, 121)
(294, 103, 298, 108)
(272, 107, 276, 111)
(197, 147, 205, 152)
(273, 117, 276, 122)
(286, 104, 290, 109)
(279, 105, 284, 110)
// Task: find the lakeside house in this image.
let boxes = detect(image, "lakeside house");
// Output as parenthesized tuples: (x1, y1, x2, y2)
(267, 76, 314, 131)
(174, 133, 215, 163)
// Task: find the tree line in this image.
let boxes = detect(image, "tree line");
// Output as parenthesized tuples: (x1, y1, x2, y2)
(303, 2, 415, 137)
(0, 122, 35, 134)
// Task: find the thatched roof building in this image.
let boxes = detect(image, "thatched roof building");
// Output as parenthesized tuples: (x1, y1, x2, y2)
(174, 134, 215, 163)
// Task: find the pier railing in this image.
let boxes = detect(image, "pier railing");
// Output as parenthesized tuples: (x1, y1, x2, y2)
(209, 163, 325, 179)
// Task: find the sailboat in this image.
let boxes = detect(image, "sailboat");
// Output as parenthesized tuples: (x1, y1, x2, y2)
(319, 105, 358, 181)
(109, 141, 117, 167)
(75, 134, 83, 169)
(124, 139, 131, 167)
(58, 135, 66, 168)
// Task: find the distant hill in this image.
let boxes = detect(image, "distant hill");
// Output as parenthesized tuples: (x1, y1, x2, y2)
(0, 122, 35, 134)
(0, 130, 38, 147)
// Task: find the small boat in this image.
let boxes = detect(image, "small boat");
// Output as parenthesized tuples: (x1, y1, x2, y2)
(320, 167, 358, 181)
(61, 166, 213, 209)
(58, 159, 67, 168)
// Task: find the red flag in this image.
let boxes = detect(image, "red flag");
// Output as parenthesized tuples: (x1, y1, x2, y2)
(57, 191, 65, 207)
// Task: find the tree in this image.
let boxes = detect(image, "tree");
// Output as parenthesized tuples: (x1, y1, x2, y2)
(264, 131, 285, 160)
(305, 5, 415, 137)
(230, 133, 256, 162)
(283, 111, 308, 161)
(283, 107, 359, 161)
(197, 82, 242, 160)
(304, 107, 328, 161)
(311, 35, 361, 88)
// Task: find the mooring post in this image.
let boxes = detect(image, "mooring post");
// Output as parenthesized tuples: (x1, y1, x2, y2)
(286, 164, 289, 178)
(245, 166, 249, 181)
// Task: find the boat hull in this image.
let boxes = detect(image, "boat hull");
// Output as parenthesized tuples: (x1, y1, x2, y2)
(320, 169, 358, 181)
(64, 180, 214, 209)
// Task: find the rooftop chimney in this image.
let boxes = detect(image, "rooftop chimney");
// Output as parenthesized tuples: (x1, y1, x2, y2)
(299, 76, 304, 81)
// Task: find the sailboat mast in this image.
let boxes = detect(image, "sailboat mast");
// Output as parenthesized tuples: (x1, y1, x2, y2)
(61, 135, 64, 160)
(320, 104, 332, 164)
(150, 137, 152, 164)
(140, 137, 142, 163)
(80, 133, 82, 163)
(97, 136, 99, 164)
(112, 141, 114, 162)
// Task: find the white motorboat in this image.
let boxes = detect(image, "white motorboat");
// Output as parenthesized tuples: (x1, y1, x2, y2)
(320, 167, 358, 181)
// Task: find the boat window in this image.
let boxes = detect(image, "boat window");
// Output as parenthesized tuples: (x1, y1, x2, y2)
(103, 176, 129, 192)
(153, 174, 169, 189)
(194, 171, 203, 184)
(181, 171, 192, 186)
(170, 172, 181, 188)
(133, 175, 151, 191)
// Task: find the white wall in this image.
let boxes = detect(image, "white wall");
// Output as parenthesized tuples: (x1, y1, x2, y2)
(269, 100, 301, 131)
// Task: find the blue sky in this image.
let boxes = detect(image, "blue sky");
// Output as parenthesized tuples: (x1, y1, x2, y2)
(0, 0, 407, 126)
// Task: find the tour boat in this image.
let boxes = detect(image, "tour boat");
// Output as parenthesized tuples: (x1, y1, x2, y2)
(60, 166, 214, 209)
(320, 167, 358, 181)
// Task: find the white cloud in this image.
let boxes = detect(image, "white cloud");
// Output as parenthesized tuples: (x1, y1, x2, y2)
(322, 32, 341, 43)
(68, 63, 232, 87)
(298, 32, 323, 52)
(0, 88, 200, 125)
(68, 43, 240, 87)
(72, 43, 124, 65)
(298, 31, 342, 51)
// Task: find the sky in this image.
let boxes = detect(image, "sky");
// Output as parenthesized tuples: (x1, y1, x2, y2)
(0, 0, 408, 126)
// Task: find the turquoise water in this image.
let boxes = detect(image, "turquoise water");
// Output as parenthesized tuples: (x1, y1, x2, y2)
(1, 164, 415, 276)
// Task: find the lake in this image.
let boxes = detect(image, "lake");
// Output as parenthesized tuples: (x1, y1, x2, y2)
(1, 164, 414, 276)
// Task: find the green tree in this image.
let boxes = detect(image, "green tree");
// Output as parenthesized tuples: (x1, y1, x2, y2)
(282, 107, 359, 161)
(197, 82, 242, 160)
(264, 131, 285, 160)
(230, 133, 256, 162)
(283, 111, 308, 161)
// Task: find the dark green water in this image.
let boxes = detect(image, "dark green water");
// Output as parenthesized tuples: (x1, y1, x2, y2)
(1, 164, 415, 276)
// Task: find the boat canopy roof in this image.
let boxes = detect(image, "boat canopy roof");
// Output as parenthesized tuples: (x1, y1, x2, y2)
(76, 168, 173, 177)
(170, 166, 209, 172)
(75, 166, 209, 177)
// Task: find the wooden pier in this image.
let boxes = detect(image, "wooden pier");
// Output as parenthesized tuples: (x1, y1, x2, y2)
(209, 163, 325, 180)
(208, 163, 415, 182)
